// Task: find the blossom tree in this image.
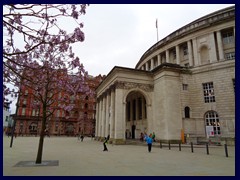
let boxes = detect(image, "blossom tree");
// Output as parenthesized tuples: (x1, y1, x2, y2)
(3, 4, 91, 164)
(3, 4, 88, 100)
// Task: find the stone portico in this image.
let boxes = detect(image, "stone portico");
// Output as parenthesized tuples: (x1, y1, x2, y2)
(95, 65, 184, 144)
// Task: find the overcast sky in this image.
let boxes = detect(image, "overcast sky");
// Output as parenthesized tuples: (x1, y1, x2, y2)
(8, 4, 234, 113)
(71, 4, 234, 77)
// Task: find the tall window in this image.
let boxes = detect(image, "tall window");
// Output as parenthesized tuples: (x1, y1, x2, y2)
(173, 49, 176, 59)
(203, 82, 215, 103)
(205, 111, 220, 135)
(183, 45, 188, 55)
(184, 106, 190, 118)
(222, 31, 234, 44)
(183, 84, 188, 91)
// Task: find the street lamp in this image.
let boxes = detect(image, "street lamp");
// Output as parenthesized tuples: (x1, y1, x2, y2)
(10, 97, 20, 148)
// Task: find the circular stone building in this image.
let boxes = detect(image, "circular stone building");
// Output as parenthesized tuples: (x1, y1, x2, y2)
(95, 6, 235, 145)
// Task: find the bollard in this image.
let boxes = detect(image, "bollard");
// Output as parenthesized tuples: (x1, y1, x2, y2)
(206, 143, 209, 155)
(179, 142, 181, 151)
(168, 141, 171, 150)
(224, 144, 228, 157)
(191, 142, 194, 153)
(160, 141, 162, 149)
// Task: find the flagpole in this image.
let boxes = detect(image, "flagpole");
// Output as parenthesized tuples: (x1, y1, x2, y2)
(156, 18, 159, 42)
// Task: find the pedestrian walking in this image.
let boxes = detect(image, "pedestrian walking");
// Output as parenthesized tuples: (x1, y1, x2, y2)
(103, 137, 109, 151)
(80, 134, 84, 142)
(152, 132, 156, 142)
(146, 134, 153, 152)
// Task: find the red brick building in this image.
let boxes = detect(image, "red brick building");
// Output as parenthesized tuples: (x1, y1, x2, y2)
(13, 74, 104, 136)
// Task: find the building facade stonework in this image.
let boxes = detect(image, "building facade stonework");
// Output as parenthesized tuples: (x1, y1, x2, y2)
(95, 6, 235, 145)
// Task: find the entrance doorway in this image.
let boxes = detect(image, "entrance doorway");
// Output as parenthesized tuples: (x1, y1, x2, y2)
(132, 125, 135, 139)
(126, 90, 148, 140)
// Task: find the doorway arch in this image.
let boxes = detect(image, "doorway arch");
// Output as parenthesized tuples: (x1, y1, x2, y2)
(125, 90, 149, 139)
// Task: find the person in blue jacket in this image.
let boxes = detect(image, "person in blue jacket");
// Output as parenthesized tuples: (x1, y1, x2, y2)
(146, 134, 153, 152)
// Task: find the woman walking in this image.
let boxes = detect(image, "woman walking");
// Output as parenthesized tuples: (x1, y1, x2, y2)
(146, 134, 153, 152)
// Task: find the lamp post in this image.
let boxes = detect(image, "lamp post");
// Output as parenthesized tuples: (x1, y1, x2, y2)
(10, 93, 20, 148)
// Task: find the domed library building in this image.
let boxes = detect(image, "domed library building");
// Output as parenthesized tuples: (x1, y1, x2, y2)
(95, 6, 235, 145)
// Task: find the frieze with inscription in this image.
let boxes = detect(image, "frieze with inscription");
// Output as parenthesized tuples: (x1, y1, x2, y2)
(114, 81, 153, 92)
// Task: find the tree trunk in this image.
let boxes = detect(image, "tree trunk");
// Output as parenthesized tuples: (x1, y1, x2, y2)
(35, 104, 47, 164)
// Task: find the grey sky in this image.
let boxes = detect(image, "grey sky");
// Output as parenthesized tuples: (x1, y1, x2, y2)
(71, 4, 234, 76)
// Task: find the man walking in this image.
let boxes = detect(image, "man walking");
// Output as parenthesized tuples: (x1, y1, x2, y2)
(103, 137, 108, 151)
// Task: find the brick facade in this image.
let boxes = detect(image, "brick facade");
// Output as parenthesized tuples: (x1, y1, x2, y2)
(13, 75, 104, 137)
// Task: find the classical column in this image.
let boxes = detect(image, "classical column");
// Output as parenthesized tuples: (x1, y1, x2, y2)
(166, 50, 169, 63)
(151, 58, 154, 70)
(110, 89, 115, 140)
(114, 88, 125, 144)
(105, 92, 110, 137)
(157, 54, 161, 66)
(192, 38, 199, 66)
(187, 40, 193, 66)
(98, 99, 103, 138)
(101, 96, 106, 138)
(95, 102, 99, 136)
(216, 31, 224, 61)
(209, 32, 217, 63)
(145, 63, 148, 71)
(176, 45, 180, 65)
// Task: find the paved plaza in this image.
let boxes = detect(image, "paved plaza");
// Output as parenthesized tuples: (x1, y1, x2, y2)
(3, 136, 235, 176)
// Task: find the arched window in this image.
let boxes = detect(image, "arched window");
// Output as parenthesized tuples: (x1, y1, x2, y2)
(184, 106, 190, 118)
(205, 111, 220, 135)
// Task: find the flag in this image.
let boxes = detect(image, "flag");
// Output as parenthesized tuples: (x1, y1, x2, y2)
(156, 19, 158, 29)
